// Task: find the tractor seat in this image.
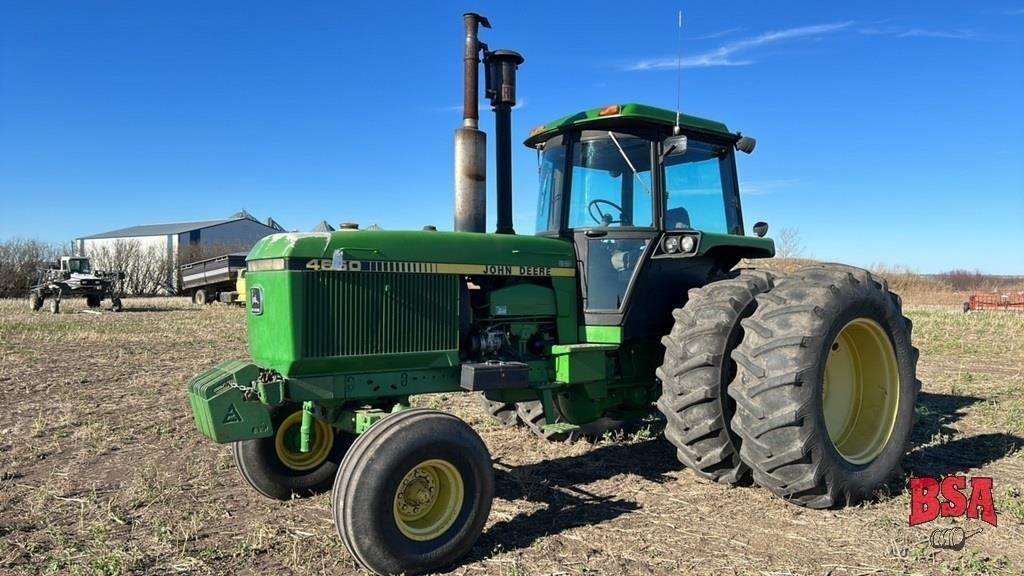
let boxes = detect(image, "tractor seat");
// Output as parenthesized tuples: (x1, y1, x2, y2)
(666, 207, 691, 229)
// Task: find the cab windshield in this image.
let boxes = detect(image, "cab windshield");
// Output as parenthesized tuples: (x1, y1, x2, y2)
(535, 132, 653, 233)
(68, 258, 92, 274)
(535, 131, 738, 234)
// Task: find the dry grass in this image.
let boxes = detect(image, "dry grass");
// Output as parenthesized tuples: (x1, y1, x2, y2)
(742, 258, 1024, 307)
(1, 293, 1022, 576)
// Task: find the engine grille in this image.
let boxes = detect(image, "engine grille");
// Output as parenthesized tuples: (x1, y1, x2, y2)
(301, 272, 459, 358)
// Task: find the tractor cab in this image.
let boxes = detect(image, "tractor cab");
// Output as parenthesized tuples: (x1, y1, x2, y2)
(62, 257, 93, 275)
(525, 103, 773, 337)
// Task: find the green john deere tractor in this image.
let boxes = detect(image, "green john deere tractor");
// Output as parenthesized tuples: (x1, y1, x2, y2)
(186, 14, 919, 575)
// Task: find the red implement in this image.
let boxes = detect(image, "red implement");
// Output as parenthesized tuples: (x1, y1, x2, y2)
(964, 294, 1024, 313)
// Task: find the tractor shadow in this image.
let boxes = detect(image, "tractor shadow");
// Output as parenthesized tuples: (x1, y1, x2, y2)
(470, 391, 1024, 562)
(903, 391, 1023, 478)
(467, 438, 679, 562)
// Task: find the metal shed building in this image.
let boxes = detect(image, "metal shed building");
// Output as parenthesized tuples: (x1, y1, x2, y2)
(76, 212, 283, 292)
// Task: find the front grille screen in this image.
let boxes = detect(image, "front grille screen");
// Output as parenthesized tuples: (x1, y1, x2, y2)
(301, 272, 459, 357)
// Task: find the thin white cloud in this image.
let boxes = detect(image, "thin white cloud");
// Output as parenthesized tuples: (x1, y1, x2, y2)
(628, 22, 854, 71)
(859, 25, 985, 40)
(899, 28, 979, 40)
(856, 26, 897, 36)
(690, 27, 743, 41)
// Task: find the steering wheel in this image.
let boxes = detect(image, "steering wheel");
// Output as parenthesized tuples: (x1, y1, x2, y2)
(588, 199, 624, 225)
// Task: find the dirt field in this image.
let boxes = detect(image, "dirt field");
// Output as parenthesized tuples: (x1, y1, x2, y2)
(1, 295, 1022, 576)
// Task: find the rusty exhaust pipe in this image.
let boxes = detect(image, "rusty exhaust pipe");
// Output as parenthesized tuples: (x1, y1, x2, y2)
(454, 12, 490, 233)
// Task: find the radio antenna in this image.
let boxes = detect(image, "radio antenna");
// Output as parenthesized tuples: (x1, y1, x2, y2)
(674, 9, 683, 135)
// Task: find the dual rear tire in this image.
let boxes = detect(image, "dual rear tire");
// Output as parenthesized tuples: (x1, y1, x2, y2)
(729, 264, 919, 507)
(656, 269, 775, 484)
(658, 264, 919, 507)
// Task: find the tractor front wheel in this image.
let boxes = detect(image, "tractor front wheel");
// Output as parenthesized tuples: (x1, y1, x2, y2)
(111, 297, 123, 312)
(332, 408, 493, 576)
(729, 264, 919, 508)
(49, 299, 60, 314)
(234, 405, 353, 500)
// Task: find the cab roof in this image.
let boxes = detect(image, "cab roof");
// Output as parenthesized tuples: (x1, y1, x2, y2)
(523, 103, 735, 147)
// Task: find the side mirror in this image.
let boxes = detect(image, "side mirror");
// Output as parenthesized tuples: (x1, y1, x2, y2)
(661, 134, 688, 161)
(752, 221, 769, 238)
(736, 136, 757, 154)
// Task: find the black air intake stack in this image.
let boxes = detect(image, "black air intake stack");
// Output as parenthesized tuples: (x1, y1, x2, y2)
(454, 13, 490, 233)
(484, 49, 524, 235)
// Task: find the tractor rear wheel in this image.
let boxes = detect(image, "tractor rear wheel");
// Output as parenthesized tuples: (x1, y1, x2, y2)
(729, 264, 919, 508)
(86, 294, 101, 308)
(332, 409, 493, 576)
(29, 292, 43, 312)
(234, 404, 354, 500)
(656, 269, 776, 484)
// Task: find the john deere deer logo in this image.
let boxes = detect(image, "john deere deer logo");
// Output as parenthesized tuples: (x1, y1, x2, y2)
(223, 404, 243, 424)
(250, 286, 263, 315)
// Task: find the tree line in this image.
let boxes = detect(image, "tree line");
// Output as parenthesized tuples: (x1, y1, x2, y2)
(0, 237, 254, 298)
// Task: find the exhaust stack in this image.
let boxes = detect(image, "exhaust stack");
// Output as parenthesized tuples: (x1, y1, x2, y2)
(454, 13, 490, 233)
(484, 49, 524, 235)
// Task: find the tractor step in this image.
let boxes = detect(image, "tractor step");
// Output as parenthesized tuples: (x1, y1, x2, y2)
(541, 422, 579, 435)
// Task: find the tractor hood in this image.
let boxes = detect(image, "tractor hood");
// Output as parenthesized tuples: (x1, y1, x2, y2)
(246, 230, 578, 275)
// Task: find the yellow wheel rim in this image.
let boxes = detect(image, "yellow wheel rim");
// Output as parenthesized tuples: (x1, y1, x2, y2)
(274, 411, 334, 471)
(823, 318, 901, 465)
(392, 459, 465, 541)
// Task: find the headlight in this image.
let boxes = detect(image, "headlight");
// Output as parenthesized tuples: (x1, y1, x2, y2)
(680, 236, 696, 253)
(663, 236, 680, 253)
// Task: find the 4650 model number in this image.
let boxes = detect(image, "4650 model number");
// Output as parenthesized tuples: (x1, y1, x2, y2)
(305, 259, 360, 271)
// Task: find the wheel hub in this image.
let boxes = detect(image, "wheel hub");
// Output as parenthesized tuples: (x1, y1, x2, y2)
(823, 318, 901, 465)
(396, 469, 438, 518)
(392, 459, 464, 541)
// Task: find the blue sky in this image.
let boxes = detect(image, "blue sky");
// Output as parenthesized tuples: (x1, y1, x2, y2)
(1, 1, 1022, 273)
